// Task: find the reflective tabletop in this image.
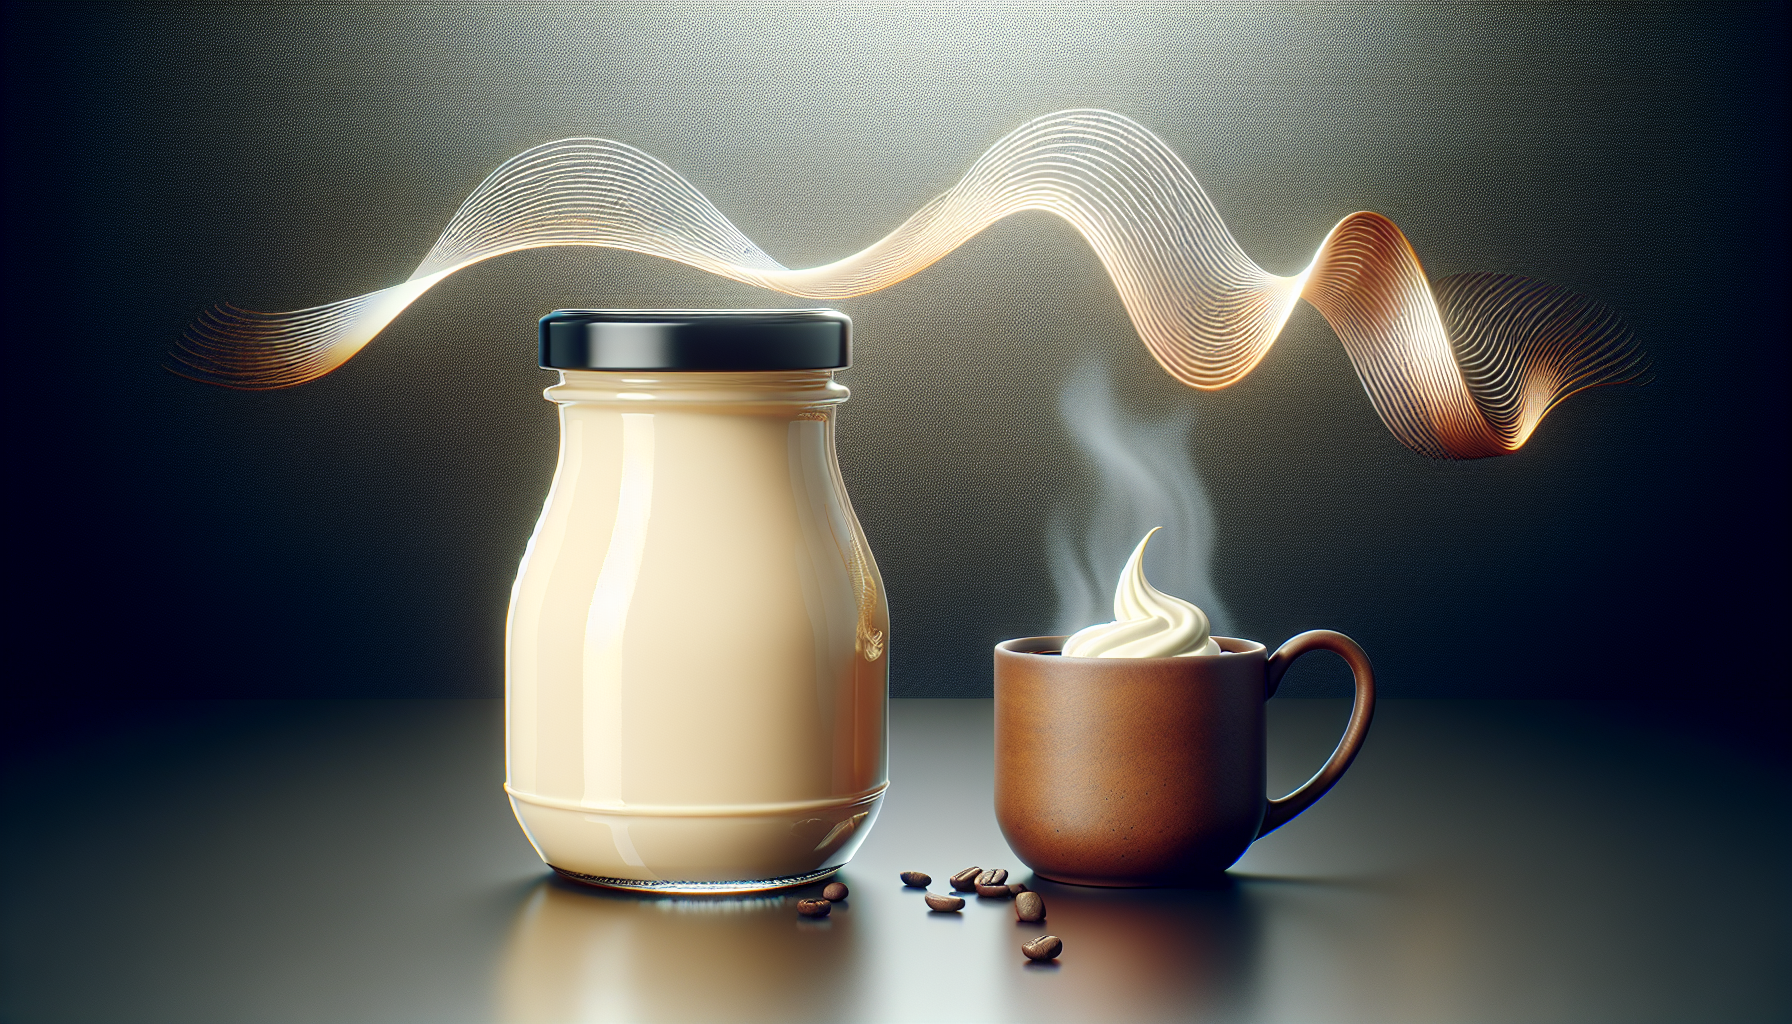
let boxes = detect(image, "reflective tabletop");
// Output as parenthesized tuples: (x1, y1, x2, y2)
(2, 698, 1787, 1023)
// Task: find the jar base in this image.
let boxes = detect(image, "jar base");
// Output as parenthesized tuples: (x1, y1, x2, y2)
(507, 785, 884, 885)
(550, 864, 839, 894)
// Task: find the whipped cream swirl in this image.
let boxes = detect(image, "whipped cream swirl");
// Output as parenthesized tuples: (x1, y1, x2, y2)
(1061, 528, 1222, 658)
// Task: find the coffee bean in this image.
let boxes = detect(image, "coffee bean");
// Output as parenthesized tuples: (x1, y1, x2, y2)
(976, 868, 1008, 887)
(796, 898, 831, 918)
(949, 866, 982, 892)
(822, 881, 848, 901)
(976, 883, 1014, 899)
(1015, 891, 1046, 922)
(899, 871, 931, 887)
(1008, 883, 1028, 896)
(1021, 935, 1062, 961)
(924, 892, 966, 912)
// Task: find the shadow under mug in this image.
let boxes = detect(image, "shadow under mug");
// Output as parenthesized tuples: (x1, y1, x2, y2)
(994, 632, 1375, 886)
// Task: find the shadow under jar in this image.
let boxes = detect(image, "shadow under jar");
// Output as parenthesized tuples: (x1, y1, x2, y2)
(506, 310, 890, 893)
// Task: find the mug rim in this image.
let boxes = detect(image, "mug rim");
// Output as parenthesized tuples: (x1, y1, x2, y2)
(996, 634, 1267, 659)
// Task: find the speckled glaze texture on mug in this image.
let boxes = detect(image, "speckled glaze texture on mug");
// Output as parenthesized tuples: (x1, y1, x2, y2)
(994, 636, 1272, 885)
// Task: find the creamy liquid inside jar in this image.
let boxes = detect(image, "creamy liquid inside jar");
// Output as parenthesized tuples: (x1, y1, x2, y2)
(505, 309, 889, 892)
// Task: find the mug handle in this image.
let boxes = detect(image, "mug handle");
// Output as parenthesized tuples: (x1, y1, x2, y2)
(1256, 629, 1377, 838)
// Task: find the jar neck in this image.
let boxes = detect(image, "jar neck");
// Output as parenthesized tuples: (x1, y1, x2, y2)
(545, 369, 849, 407)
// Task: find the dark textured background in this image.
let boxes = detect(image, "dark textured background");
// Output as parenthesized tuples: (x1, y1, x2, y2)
(2, 2, 1786, 699)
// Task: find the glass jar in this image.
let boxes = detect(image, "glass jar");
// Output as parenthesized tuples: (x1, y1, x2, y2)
(505, 309, 889, 892)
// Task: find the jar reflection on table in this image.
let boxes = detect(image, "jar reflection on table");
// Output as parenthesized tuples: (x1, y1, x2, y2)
(496, 879, 865, 1023)
(505, 311, 890, 891)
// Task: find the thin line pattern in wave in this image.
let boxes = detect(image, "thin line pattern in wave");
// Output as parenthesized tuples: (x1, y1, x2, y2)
(172, 109, 1648, 459)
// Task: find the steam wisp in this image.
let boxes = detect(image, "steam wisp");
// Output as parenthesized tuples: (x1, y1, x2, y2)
(1048, 362, 1229, 639)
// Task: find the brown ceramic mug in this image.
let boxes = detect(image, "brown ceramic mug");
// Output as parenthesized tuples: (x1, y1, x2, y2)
(994, 631, 1375, 886)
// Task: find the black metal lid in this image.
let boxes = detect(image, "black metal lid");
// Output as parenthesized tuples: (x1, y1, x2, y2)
(539, 309, 850, 371)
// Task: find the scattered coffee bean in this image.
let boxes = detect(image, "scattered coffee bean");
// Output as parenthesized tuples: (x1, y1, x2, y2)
(924, 892, 966, 912)
(899, 871, 931, 887)
(1008, 883, 1028, 896)
(976, 883, 1014, 899)
(822, 881, 849, 901)
(976, 868, 1009, 887)
(1015, 891, 1046, 922)
(1021, 934, 1063, 961)
(949, 866, 982, 892)
(796, 898, 832, 918)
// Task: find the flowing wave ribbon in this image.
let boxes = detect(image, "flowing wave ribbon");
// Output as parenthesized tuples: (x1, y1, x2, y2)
(173, 109, 1646, 458)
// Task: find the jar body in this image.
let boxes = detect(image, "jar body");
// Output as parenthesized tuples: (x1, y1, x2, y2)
(505, 370, 889, 891)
